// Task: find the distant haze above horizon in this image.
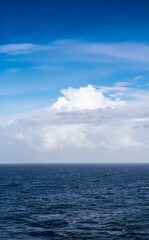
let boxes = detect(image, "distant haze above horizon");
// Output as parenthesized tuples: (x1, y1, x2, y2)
(0, 0, 149, 163)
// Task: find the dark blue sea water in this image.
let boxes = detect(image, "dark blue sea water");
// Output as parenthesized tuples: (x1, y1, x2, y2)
(0, 164, 149, 240)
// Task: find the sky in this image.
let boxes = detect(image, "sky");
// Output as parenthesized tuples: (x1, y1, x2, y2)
(0, 0, 149, 163)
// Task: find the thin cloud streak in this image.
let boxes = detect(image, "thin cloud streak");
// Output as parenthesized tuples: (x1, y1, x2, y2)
(1, 41, 149, 62)
(0, 43, 55, 55)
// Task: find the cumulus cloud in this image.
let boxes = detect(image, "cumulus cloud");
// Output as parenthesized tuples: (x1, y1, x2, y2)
(51, 85, 124, 111)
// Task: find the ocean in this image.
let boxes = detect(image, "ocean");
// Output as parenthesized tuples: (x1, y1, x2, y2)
(0, 164, 149, 239)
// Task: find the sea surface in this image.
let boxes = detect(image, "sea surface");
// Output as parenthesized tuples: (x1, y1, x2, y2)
(0, 164, 149, 240)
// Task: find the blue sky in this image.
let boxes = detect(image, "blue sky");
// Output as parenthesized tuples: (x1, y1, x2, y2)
(1, 0, 149, 115)
(1, 0, 149, 44)
(1, 0, 149, 163)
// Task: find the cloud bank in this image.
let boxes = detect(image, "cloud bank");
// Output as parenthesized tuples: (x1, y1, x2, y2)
(1, 83, 149, 163)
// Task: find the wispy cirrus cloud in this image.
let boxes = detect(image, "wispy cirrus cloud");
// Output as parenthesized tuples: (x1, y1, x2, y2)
(0, 43, 34, 54)
(1, 41, 149, 63)
(76, 42, 149, 62)
(32, 65, 64, 71)
(0, 43, 54, 55)
(51, 40, 149, 62)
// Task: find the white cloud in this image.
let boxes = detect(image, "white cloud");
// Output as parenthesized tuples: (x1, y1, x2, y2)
(42, 124, 95, 150)
(2, 104, 149, 153)
(51, 85, 124, 111)
(0, 83, 149, 163)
